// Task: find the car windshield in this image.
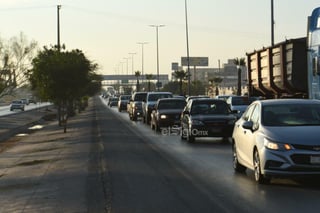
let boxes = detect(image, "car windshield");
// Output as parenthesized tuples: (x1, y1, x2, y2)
(262, 104, 320, 126)
(121, 96, 131, 100)
(191, 101, 230, 115)
(134, 93, 147, 101)
(158, 100, 185, 109)
(148, 94, 172, 101)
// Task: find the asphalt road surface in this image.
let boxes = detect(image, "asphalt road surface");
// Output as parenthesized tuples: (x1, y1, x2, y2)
(92, 96, 320, 213)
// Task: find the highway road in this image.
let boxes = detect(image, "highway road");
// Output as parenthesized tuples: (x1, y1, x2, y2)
(94, 96, 320, 213)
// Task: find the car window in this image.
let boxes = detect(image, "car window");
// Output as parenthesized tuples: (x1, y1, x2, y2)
(242, 104, 256, 121)
(158, 101, 185, 109)
(148, 93, 172, 101)
(250, 104, 260, 130)
(263, 104, 320, 126)
(134, 93, 146, 101)
(191, 101, 229, 115)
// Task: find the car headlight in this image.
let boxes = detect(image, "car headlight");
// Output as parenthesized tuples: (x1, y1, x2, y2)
(191, 119, 204, 125)
(160, 114, 167, 119)
(264, 138, 293, 151)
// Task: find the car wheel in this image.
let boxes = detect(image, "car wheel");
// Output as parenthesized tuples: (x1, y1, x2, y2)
(180, 127, 186, 140)
(253, 149, 270, 184)
(222, 137, 230, 143)
(187, 129, 195, 143)
(233, 143, 246, 173)
(155, 123, 160, 132)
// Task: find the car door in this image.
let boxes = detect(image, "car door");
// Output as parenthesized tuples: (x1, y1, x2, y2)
(234, 103, 257, 167)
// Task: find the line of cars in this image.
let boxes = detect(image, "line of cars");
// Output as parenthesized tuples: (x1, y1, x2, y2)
(118, 92, 240, 143)
(106, 92, 320, 184)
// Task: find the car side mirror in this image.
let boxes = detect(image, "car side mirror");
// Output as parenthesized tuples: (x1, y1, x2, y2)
(242, 121, 253, 130)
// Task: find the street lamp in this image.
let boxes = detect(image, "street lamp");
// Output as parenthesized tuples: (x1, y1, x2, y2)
(149, 24, 165, 91)
(57, 5, 61, 50)
(129, 52, 137, 75)
(137, 42, 148, 81)
(123, 57, 129, 75)
(184, 0, 191, 96)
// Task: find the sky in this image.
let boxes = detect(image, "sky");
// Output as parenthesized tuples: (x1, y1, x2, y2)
(1, 0, 319, 78)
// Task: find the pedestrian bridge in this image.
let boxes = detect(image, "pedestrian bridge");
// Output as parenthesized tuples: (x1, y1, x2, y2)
(102, 74, 169, 86)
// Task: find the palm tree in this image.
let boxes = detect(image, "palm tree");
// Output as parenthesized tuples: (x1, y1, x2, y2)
(145, 74, 153, 92)
(233, 57, 246, 96)
(135, 71, 141, 92)
(209, 77, 223, 96)
(172, 70, 187, 95)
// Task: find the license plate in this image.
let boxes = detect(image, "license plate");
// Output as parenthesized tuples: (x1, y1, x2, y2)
(310, 156, 320, 164)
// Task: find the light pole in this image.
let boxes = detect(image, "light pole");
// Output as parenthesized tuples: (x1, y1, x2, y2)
(137, 42, 148, 82)
(184, 0, 191, 96)
(271, 0, 275, 46)
(123, 57, 129, 75)
(57, 5, 61, 50)
(129, 52, 137, 75)
(149, 24, 165, 91)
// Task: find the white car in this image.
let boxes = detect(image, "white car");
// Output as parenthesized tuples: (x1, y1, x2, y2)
(10, 100, 25, 111)
(232, 99, 320, 184)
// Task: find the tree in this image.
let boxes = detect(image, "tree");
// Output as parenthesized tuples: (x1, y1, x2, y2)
(172, 70, 187, 95)
(0, 32, 38, 97)
(135, 71, 141, 92)
(29, 46, 100, 132)
(209, 77, 223, 96)
(233, 57, 246, 96)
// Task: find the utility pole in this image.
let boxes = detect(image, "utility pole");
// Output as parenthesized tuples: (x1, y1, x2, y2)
(149, 25, 165, 91)
(271, 0, 274, 46)
(137, 42, 148, 82)
(129, 52, 137, 75)
(57, 5, 61, 50)
(185, 0, 191, 96)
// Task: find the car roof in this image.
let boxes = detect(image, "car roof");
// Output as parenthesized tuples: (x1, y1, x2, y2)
(147, 91, 172, 95)
(157, 98, 186, 102)
(191, 98, 226, 103)
(256, 98, 320, 106)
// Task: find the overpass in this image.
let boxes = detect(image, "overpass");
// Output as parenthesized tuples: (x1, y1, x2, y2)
(102, 74, 169, 86)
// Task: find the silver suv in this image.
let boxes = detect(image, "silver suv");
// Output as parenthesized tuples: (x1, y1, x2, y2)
(10, 100, 25, 111)
(142, 92, 173, 124)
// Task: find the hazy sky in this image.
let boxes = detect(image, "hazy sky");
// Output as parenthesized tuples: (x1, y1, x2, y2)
(1, 0, 319, 77)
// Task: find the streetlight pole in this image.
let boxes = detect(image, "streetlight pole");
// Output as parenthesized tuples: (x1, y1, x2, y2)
(123, 57, 129, 76)
(57, 5, 61, 50)
(271, 0, 275, 46)
(150, 24, 165, 91)
(185, 0, 191, 96)
(137, 42, 148, 82)
(129, 52, 137, 75)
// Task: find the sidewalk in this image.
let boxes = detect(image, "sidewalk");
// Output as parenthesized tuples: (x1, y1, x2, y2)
(0, 100, 94, 212)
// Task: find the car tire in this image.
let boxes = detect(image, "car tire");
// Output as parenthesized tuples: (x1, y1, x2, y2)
(180, 127, 186, 140)
(187, 129, 195, 143)
(155, 123, 160, 132)
(253, 149, 270, 184)
(233, 143, 246, 173)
